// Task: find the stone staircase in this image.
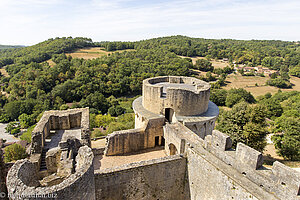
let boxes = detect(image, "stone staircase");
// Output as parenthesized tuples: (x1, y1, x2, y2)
(40, 148, 48, 171)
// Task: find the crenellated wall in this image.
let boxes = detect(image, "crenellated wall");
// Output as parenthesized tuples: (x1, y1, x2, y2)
(204, 130, 300, 200)
(164, 122, 300, 200)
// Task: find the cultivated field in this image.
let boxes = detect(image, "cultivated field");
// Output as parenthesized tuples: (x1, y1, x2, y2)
(179, 56, 230, 68)
(224, 74, 300, 97)
(178, 55, 300, 97)
(66, 47, 135, 59)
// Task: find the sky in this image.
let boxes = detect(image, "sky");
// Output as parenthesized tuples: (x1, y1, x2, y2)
(0, 0, 299, 45)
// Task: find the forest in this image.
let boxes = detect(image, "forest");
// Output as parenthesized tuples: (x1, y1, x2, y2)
(0, 35, 299, 161)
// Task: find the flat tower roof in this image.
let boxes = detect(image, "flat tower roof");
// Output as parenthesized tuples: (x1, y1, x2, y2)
(153, 82, 196, 93)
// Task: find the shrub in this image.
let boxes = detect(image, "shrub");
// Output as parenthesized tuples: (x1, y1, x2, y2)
(267, 78, 292, 88)
(20, 125, 36, 143)
(5, 121, 21, 135)
(210, 89, 227, 106)
(4, 143, 28, 163)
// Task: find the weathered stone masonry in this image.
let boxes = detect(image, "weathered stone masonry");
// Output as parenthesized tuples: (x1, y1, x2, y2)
(94, 155, 187, 200)
(6, 146, 95, 200)
(6, 108, 95, 200)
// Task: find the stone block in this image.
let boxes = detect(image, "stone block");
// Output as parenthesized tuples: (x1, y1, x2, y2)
(212, 130, 232, 150)
(46, 147, 61, 173)
(236, 143, 263, 170)
(272, 161, 300, 196)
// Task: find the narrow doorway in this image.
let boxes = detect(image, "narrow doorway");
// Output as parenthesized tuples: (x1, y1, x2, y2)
(165, 108, 174, 122)
(155, 136, 159, 146)
(161, 136, 165, 146)
(169, 143, 178, 155)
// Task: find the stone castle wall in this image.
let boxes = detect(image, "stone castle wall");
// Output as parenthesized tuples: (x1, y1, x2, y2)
(164, 122, 300, 200)
(104, 128, 146, 156)
(104, 117, 165, 156)
(142, 76, 210, 116)
(94, 155, 187, 200)
(6, 146, 95, 200)
(31, 108, 90, 155)
(204, 130, 300, 200)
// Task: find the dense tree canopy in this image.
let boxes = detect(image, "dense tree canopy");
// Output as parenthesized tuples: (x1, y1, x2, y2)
(225, 88, 256, 107)
(269, 92, 300, 160)
(194, 59, 214, 71)
(216, 102, 268, 151)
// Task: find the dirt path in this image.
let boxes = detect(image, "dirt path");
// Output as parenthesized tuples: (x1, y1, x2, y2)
(0, 123, 20, 143)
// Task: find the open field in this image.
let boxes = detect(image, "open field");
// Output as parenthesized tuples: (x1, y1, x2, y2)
(0, 67, 9, 77)
(179, 56, 230, 68)
(45, 47, 136, 66)
(66, 47, 135, 59)
(178, 56, 205, 65)
(223, 74, 300, 97)
(46, 59, 56, 67)
(211, 59, 230, 69)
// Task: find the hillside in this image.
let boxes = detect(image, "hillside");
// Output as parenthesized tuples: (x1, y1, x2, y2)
(0, 36, 299, 162)
(0, 36, 299, 115)
(0, 45, 24, 50)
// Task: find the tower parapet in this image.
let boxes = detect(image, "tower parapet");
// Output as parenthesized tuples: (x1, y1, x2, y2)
(142, 76, 210, 116)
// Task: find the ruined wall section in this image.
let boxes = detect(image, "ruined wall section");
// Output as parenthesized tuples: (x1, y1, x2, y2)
(94, 155, 187, 200)
(6, 146, 95, 200)
(104, 116, 165, 156)
(142, 76, 210, 116)
(31, 108, 90, 155)
(104, 128, 146, 156)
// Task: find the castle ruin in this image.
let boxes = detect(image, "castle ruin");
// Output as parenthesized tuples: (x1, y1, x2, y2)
(5, 76, 300, 200)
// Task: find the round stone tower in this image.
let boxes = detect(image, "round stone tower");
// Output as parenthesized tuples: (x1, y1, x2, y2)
(133, 76, 219, 139)
(142, 76, 211, 117)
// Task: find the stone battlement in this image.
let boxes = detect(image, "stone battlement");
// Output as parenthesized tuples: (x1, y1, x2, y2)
(203, 130, 300, 200)
(163, 122, 300, 200)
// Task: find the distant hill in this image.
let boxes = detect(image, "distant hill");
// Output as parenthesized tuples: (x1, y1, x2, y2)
(0, 45, 24, 50)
